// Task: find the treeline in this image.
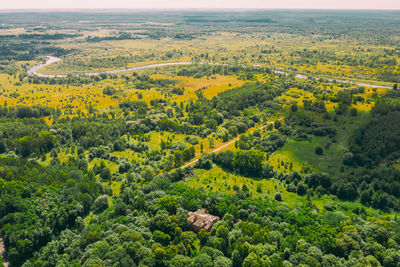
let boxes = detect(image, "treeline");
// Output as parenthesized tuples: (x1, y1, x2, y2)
(285, 112, 337, 140)
(133, 74, 175, 90)
(291, 48, 398, 69)
(195, 149, 274, 178)
(51, 53, 157, 72)
(87, 32, 141, 42)
(26, 71, 175, 87)
(281, 167, 400, 211)
(275, 101, 400, 211)
(349, 102, 400, 166)
(378, 70, 400, 83)
(18, 33, 81, 40)
(176, 64, 271, 79)
(0, 43, 72, 62)
(0, 118, 56, 157)
(0, 105, 53, 119)
(0, 115, 127, 158)
(27, 73, 113, 85)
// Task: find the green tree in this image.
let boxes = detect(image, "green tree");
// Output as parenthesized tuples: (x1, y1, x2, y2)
(274, 120, 281, 129)
(192, 254, 213, 267)
(100, 167, 111, 182)
(174, 150, 183, 167)
(141, 166, 154, 182)
(315, 146, 323, 155)
(169, 255, 193, 267)
(92, 195, 109, 213)
(158, 196, 178, 214)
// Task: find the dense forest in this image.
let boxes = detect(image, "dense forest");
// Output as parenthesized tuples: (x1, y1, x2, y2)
(0, 9, 400, 267)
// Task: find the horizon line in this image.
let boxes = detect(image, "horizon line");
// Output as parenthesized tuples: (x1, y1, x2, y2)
(0, 8, 399, 12)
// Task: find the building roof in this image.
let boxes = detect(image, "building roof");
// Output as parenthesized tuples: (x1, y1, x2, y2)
(188, 208, 220, 232)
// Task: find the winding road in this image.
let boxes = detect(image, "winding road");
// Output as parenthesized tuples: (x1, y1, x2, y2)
(28, 56, 393, 89)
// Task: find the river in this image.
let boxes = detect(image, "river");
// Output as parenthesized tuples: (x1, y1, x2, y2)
(27, 56, 392, 89)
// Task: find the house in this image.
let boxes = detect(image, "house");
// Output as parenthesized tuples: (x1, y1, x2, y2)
(188, 208, 220, 232)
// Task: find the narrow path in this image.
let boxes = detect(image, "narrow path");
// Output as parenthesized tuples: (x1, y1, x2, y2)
(181, 118, 283, 169)
(0, 238, 9, 267)
(27, 56, 393, 89)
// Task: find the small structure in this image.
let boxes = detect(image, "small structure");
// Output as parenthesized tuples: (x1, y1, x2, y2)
(188, 208, 219, 232)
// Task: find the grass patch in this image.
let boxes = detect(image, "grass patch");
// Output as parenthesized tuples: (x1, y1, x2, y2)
(186, 166, 303, 207)
(269, 113, 371, 176)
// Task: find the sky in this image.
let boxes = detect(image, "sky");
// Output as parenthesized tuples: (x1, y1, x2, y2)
(2, 0, 400, 10)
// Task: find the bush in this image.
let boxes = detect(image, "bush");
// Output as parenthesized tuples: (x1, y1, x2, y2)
(297, 183, 307, 196)
(103, 86, 116, 95)
(323, 202, 336, 211)
(194, 155, 213, 170)
(275, 192, 282, 202)
(184, 136, 199, 145)
(315, 146, 323, 155)
(335, 182, 358, 200)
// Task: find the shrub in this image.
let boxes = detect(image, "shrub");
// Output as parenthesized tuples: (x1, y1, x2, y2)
(103, 86, 116, 95)
(275, 192, 282, 202)
(323, 202, 336, 211)
(315, 146, 323, 155)
(297, 183, 307, 196)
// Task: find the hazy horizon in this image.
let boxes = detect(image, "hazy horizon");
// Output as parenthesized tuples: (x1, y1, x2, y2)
(1, 0, 399, 10)
(1, 8, 400, 11)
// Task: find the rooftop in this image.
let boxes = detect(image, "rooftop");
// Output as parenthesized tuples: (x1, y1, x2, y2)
(188, 208, 219, 232)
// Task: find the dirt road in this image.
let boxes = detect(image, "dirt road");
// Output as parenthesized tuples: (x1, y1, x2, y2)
(181, 118, 283, 169)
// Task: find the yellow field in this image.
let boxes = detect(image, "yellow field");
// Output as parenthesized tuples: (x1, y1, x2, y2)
(151, 74, 245, 101)
(0, 71, 244, 115)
